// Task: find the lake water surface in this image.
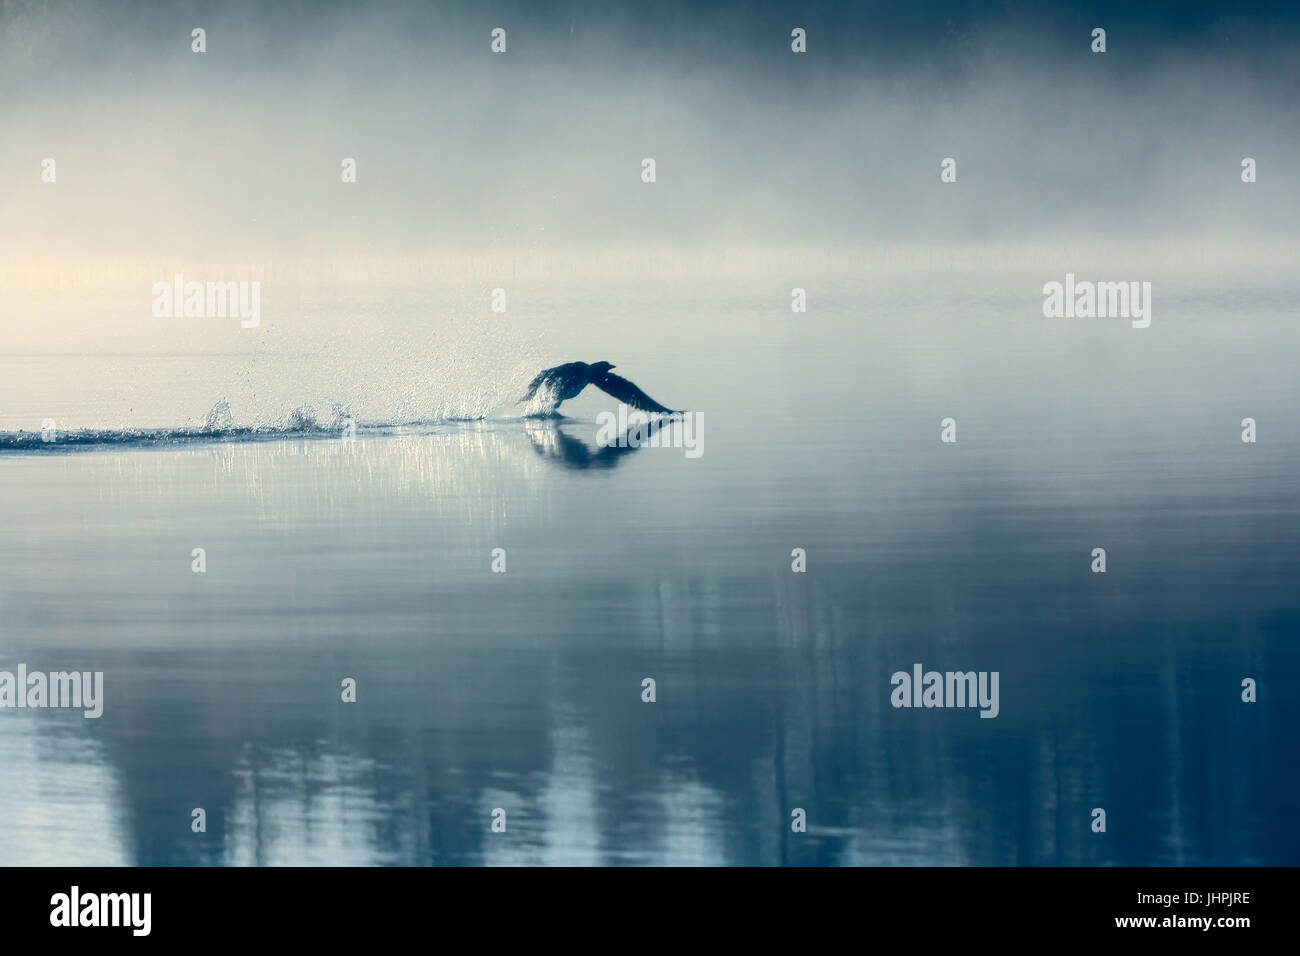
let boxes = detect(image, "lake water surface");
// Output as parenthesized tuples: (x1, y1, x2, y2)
(1, 274, 1297, 865)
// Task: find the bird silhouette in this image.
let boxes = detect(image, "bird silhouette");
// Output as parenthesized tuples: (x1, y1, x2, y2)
(518, 361, 680, 415)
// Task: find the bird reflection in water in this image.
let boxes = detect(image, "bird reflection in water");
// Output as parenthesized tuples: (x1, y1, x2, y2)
(524, 416, 681, 470)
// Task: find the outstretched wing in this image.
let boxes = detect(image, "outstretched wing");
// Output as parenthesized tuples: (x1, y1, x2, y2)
(520, 365, 565, 403)
(591, 370, 679, 414)
(520, 370, 549, 402)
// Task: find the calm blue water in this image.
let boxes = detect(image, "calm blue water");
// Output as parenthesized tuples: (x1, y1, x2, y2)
(1, 275, 1297, 865)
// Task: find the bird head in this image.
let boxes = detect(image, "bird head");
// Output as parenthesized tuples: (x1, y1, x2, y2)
(592, 361, 616, 373)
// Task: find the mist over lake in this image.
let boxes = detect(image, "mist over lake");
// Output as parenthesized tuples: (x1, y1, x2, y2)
(1, 0, 1298, 866)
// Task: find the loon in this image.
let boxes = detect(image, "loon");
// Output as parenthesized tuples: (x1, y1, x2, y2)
(519, 361, 681, 415)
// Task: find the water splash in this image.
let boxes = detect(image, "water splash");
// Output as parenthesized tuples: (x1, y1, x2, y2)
(203, 398, 234, 432)
(0, 396, 566, 452)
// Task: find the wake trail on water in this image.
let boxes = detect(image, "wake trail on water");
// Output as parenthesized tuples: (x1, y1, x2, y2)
(0, 396, 553, 452)
(1, 300, 556, 450)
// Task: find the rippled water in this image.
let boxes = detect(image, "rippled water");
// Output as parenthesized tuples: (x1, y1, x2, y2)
(1, 275, 1297, 865)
